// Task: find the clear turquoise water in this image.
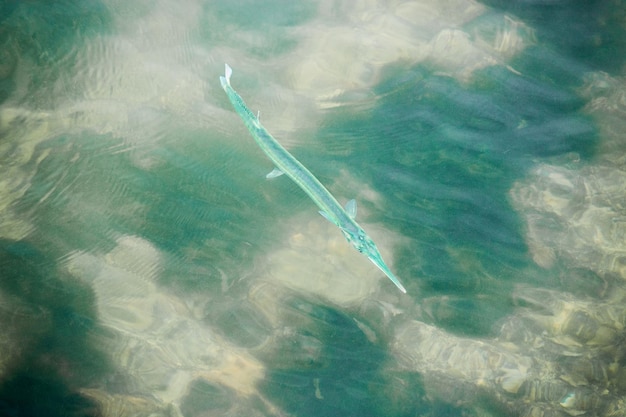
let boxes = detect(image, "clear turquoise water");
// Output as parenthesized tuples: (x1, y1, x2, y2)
(1, 1, 625, 416)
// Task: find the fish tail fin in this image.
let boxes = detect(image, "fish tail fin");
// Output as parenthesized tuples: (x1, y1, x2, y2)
(223, 63, 233, 85)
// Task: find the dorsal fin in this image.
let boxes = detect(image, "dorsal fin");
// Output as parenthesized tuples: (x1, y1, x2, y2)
(345, 199, 357, 219)
(319, 210, 339, 226)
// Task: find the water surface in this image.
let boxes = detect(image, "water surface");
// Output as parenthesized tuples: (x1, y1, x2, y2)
(1, 0, 625, 416)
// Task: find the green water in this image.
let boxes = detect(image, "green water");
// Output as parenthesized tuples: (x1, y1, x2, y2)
(1, 0, 625, 416)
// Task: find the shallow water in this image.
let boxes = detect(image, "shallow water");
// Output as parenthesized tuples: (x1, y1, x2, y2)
(1, 0, 626, 416)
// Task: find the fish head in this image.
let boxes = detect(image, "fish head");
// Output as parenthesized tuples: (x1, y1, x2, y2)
(342, 226, 380, 257)
(341, 225, 407, 293)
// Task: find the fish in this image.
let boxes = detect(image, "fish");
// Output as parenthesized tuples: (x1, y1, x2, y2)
(220, 63, 406, 294)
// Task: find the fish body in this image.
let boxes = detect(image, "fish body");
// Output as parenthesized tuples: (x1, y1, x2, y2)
(220, 64, 406, 293)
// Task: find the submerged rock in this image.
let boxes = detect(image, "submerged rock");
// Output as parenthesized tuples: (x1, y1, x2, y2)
(510, 163, 626, 281)
(65, 235, 285, 417)
(393, 320, 532, 399)
(509, 286, 626, 351)
(391, 316, 622, 416)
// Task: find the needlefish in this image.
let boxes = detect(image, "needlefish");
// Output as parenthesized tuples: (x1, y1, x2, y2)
(220, 64, 407, 294)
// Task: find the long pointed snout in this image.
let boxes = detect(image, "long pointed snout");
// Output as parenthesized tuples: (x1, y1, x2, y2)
(367, 253, 407, 293)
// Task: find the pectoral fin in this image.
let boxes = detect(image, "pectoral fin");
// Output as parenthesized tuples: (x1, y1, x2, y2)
(345, 199, 357, 219)
(266, 168, 284, 179)
(319, 210, 339, 226)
